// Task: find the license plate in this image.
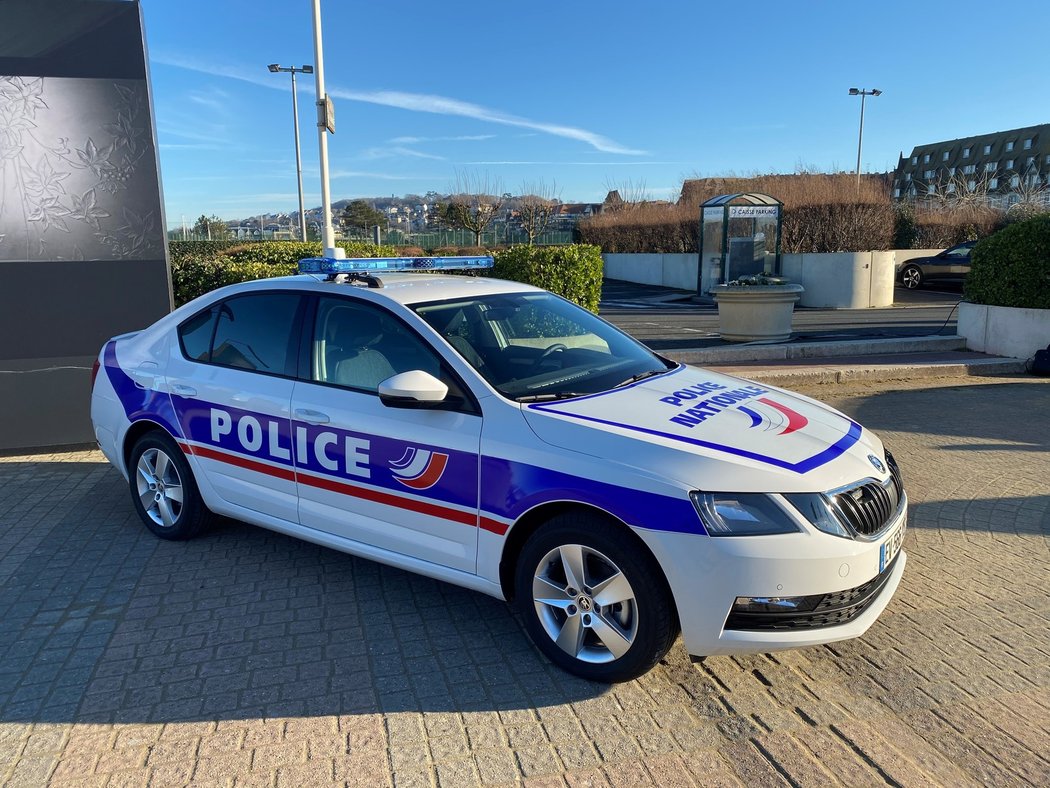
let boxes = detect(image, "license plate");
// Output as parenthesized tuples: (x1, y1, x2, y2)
(879, 515, 906, 573)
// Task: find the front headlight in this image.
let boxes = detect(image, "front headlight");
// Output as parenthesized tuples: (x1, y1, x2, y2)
(690, 492, 801, 537)
(783, 493, 853, 539)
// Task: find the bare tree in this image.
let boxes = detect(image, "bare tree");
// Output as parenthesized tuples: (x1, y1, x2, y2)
(1006, 163, 1050, 218)
(926, 166, 997, 217)
(445, 171, 504, 246)
(517, 179, 559, 245)
(601, 177, 651, 210)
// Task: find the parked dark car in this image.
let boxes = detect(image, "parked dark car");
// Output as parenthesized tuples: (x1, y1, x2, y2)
(897, 241, 976, 289)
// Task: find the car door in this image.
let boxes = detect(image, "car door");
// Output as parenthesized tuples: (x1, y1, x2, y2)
(946, 242, 975, 277)
(923, 249, 952, 282)
(290, 294, 482, 573)
(166, 291, 305, 524)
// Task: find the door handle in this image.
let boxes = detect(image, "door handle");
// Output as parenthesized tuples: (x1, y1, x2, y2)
(171, 383, 197, 397)
(294, 408, 330, 424)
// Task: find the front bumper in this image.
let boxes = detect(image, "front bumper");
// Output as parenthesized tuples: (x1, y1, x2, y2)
(635, 502, 907, 657)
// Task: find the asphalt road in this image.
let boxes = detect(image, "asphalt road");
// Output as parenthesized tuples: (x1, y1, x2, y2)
(599, 281, 966, 352)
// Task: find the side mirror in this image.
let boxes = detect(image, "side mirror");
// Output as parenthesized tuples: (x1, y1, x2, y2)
(378, 370, 449, 408)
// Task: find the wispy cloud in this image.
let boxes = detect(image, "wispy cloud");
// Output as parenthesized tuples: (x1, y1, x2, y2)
(461, 160, 684, 166)
(329, 170, 440, 181)
(151, 52, 647, 155)
(212, 192, 300, 204)
(389, 134, 495, 144)
(157, 124, 231, 145)
(169, 172, 288, 181)
(187, 86, 230, 113)
(159, 142, 225, 151)
(361, 146, 446, 161)
(158, 85, 235, 147)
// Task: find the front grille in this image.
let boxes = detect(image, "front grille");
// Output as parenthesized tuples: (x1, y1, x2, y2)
(724, 556, 899, 631)
(830, 453, 904, 537)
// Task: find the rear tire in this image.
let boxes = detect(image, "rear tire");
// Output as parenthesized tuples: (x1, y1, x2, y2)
(900, 265, 923, 289)
(128, 431, 212, 540)
(515, 512, 678, 682)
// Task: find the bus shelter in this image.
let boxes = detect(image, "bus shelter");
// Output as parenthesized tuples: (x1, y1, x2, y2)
(697, 193, 783, 295)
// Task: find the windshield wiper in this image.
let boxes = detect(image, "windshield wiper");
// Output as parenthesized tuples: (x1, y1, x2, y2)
(614, 368, 665, 388)
(515, 392, 587, 403)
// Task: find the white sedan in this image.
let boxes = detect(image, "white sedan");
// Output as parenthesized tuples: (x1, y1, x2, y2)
(90, 256, 906, 682)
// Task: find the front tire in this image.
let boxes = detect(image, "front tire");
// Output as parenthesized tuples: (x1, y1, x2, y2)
(128, 432, 212, 540)
(900, 265, 923, 289)
(515, 512, 678, 682)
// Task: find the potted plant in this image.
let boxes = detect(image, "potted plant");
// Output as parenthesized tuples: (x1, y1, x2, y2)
(709, 274, 805, 343)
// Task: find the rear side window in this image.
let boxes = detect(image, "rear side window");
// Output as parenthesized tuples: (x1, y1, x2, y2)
(178, 293, 302, 376)
(178, 308, 215, 362)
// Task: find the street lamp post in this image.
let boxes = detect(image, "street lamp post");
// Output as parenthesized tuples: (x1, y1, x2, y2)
(310, 0, 342, 258)
(267, 63, 313, 241)
(849, 87, 882, 189)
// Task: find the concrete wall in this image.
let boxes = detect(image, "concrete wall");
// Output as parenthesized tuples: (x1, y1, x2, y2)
(780, 252, 896, 308)
(958, 302, 1050, 360)
(602, 253, 699, 290)
(603, 251, 905, 308)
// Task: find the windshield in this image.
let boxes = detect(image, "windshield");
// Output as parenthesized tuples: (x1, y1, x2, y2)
(413, 292, 674, 401)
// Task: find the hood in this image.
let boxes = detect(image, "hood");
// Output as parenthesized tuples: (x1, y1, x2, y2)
(521, 365, 887, 493)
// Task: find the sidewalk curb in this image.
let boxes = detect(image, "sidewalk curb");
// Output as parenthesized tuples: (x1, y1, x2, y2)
(708, 357, 1027, 385)
(666, 335, 966, 365)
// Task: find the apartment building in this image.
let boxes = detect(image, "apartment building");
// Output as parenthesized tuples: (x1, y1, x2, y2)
(893, 124, 1050, 208)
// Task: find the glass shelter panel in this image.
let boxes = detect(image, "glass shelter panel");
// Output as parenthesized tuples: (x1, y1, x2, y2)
(697, 196, 781, 295)
(726, 206, 779, 282)
(699, 207, 724, 294)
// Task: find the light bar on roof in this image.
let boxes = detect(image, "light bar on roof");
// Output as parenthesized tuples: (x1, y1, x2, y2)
(298, 255, 493, 275)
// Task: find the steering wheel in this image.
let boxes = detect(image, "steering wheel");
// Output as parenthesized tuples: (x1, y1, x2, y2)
(530, 342, 568, 371)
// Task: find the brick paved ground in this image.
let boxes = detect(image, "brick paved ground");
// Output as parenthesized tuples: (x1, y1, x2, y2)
(1, 375, 1048, 787)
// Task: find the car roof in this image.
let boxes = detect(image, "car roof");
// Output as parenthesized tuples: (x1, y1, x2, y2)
(245, 273, 545, 306)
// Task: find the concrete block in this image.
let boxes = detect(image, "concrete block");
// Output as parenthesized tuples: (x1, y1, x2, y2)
(959, 301, 1050, 359)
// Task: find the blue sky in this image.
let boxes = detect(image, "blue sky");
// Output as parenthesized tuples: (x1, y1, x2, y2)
(144, 0, 1050, 224)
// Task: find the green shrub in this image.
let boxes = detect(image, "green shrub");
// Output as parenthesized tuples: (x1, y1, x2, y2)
(171, 258, 297, 306)
(965, 214, 1050, 309)
(170, 241, 399, 306)
(892, 202, 917, 249)
(222, 241, 398, 265)
(492, 245, 603, 313)
(169, 240, 244, 263)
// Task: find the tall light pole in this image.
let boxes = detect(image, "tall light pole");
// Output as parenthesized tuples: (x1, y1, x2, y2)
(849, 87, 882, 189)
(311, 0, 342, 258)
(267, 63, 312, 241)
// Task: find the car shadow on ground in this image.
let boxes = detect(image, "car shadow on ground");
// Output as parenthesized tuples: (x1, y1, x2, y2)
(840, 381, 1050, 451)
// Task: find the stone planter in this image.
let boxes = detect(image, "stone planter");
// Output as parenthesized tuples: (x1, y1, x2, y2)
(958, 301, 1050, 359)
(710, 283, 805, 342)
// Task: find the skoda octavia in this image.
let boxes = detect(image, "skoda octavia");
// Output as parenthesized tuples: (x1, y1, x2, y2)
(90, 256, 906, 682)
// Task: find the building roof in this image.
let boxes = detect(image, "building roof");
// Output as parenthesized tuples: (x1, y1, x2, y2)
(897, 123, 1050, 166)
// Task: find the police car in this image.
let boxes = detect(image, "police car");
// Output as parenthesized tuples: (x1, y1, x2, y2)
(90, 255, 907, 682)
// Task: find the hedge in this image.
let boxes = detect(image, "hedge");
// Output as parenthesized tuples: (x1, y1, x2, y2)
(492, 244, 603, 313)
(576, 204, 894, 254)
(965, 214, 1050, 309)
(170, 242, 396, 306)
(170, 241, 604, 313)
(169, 240, 244, 263)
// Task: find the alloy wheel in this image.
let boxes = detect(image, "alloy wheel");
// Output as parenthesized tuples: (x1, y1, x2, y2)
(135, 448, 184, 528)
(532, 543, 639, 663)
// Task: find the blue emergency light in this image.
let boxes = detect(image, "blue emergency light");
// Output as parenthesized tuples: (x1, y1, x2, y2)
(298, 255, 494, 276)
